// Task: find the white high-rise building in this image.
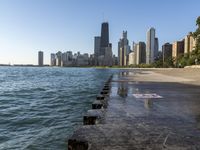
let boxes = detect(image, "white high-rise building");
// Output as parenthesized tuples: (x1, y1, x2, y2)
(128, 52, 135, 65)
(146, 28, 156, 64)
(56, 51, 62, 66)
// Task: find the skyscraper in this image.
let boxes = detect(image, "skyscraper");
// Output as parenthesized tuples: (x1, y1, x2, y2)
(162, 43, 172, 62)
(146, 28, 156, 64)
(118, 31, 130, 66)
(128, 52, 135, 65)
(100, 22, 109, 56)
(38, 51, 43, 66)
(154, 37, 159, 59)
(135, 42, 146, 65)
(56, 51, 62, 66)
(104, 43, 113, 66)
(50, 53, 56, 66)
(94, 22, 112, 66)
(94, 36, 101, 65)
(100, 23, 109, 47)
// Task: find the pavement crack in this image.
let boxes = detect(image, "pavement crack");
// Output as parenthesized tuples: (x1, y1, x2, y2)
(163, 133, 170, 148)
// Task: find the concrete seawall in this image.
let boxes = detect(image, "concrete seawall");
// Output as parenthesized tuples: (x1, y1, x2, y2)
(68, 75, 113, 150)
(68, 70, 200, 150)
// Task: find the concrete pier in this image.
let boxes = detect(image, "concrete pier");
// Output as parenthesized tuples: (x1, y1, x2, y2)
(68, 70, 200, 150)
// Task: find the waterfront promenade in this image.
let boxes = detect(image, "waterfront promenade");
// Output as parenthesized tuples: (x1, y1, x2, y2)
(68, 69, 200, 150)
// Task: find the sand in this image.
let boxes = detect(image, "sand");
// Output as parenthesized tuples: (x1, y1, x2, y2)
(125, 68, 200, 86)
(153, 68, 200, 85)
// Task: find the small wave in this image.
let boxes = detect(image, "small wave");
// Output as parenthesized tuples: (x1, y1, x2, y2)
(12, 117, 43, 127)
(0, 67, 118, 149)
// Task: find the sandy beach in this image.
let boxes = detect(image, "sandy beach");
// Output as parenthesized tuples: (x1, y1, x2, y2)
(123, 68, 200, 86)
(153, 68, 200, 85)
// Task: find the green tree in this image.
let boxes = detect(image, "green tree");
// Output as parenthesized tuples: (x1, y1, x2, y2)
(152, 58, 163, 68)
(163, 57, 175, 68)
(192, 16, 200, 63)
(176, 54, 184, 67)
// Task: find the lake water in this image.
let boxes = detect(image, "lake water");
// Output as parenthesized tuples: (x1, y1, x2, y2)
(0, 67, 119, 150)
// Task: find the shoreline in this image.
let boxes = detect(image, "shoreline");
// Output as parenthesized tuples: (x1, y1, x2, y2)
(1, 64, 200, 69)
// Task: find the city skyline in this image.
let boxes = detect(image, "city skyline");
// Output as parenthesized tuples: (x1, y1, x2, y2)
(0, 0, 199, 64)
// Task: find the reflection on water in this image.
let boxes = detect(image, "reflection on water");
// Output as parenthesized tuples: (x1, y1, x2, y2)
(117, 72, 129, 98)
(196, 115, 200, 130)
(144, 99, 153, 109)
(119, 71, 129, 77)
(117, 82, 128, 98)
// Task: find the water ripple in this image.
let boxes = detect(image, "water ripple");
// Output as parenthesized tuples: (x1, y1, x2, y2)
(0, 67, 118, 149)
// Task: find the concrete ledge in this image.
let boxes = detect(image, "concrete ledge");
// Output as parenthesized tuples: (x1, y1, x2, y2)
(103, 85, 110, 88)
(83, 116, 98, 125)
(68, 139, 88, 150)
(104, 84, 110, 87)
(68, 75, 114, 150)
(83, 110, 104, 125)
(100, 90, 109, 95)
(92, 101, 103, 109)
(102, 87, 110, 91)
(96, 94, 105, 100)
(105, 81, 111, 84)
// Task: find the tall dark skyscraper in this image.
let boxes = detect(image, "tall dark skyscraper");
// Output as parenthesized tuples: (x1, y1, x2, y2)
(93, 22, 112, 66)
(100, 22, 109, 55)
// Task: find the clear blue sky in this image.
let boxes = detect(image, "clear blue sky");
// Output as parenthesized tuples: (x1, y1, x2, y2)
(0, 0, 199, 65)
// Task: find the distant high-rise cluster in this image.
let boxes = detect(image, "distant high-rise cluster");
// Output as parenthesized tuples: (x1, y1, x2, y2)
(39, 22, 197, 67)
(118, 28, 197, 67)
(50, 51, 94, 67)
(117, 27, 197, 67)
(118, 28, 158, 66)
(46, 22, 116, 67)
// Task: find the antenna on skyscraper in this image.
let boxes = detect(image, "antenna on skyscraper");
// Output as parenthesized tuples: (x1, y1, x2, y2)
(102, 12, 105, 22)
(102, 12, 108, 23)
